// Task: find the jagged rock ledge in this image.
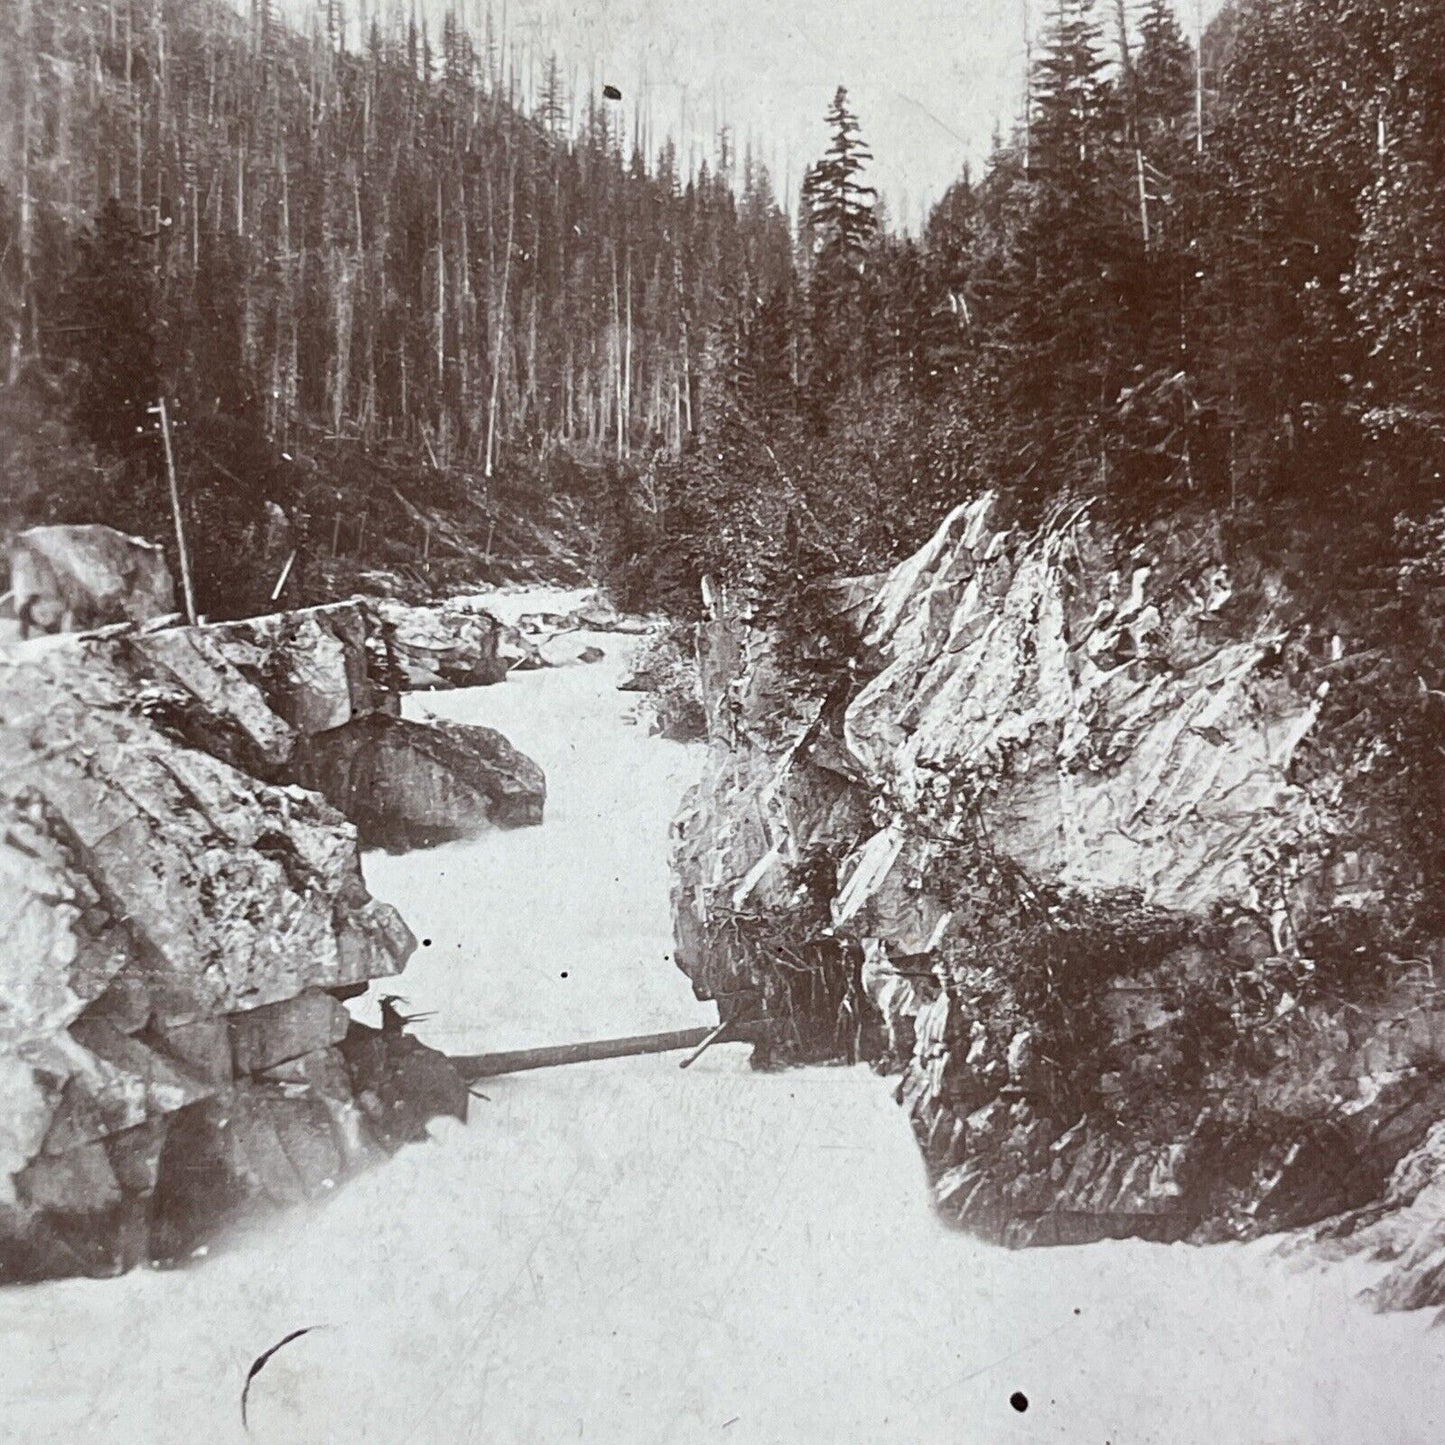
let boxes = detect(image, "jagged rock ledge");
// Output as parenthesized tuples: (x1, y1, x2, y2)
(0, 596, 542, 1281)
(671, 493, 1445, 1314)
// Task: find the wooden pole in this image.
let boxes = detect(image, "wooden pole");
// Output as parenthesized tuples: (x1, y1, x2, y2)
(150, 399, 196, 624)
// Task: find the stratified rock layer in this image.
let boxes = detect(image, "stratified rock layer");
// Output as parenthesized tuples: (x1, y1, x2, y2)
(672, 494, 1445, 1303)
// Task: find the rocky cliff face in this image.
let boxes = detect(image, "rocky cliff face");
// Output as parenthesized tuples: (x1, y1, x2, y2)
(0, 597, 541, 1280)
(672, 494, 1445, 1309)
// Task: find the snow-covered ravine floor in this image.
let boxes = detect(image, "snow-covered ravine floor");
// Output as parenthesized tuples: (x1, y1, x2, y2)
(4, 595, 1445, 1443)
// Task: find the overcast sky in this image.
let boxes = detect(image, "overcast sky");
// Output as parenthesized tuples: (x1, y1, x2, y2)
(306, 1, 1223, 229)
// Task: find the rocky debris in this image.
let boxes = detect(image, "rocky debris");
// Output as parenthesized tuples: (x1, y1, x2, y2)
(672, 492, 1445, 1307)
(518, 588, 651, 637)
(8, 524, 175, 637)
(497, 622, 546, 671)
(537, 634, 606, 668)
(371, 598, 522, 688)
(115, 599, 546, 850)
(296, 712, 545, 847)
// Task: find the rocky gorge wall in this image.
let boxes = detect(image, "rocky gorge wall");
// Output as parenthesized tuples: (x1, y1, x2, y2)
(671, 494, 1445, 1313)
(0, 595, 547, 1281)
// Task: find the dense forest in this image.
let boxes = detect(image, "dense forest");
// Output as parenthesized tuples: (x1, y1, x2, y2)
(650, 0, 1445, 625)
(2, 0, 1445, 625)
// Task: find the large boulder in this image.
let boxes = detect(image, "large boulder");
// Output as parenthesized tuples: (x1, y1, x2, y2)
(9, 524, 175, 636)
(296, 712, 546, 848)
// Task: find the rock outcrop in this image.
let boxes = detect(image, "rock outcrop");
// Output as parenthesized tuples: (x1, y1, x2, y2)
(0, 590, 544, 1281)
(297, 713, 547, 847)
(672, 493, 1445, 1305)
(0, 638, 420, 1280)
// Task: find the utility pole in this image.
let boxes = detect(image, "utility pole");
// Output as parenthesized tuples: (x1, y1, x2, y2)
(149, 398, 197, 624)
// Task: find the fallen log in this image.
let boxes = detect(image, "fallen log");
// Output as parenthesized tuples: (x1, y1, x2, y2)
(452, 1020, 770, 1080)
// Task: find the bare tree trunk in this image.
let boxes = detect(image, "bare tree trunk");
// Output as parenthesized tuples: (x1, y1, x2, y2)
(624, 246, 633, 456)
(485, 151, 517, 479)
(9, 0, 34, 383)
(674, 249, 692, 441)
(1136, 148, 1151, 250)
(1195, 0, 1206, 154)
(436, 181, 446, 388)
(611, 244, 624, 461)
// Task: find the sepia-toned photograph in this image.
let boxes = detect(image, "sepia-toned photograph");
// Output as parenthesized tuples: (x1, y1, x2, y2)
(2, 0, 1444, 1439)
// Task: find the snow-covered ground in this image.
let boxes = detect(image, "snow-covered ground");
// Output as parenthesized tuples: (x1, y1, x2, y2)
(3, 603, 1445, 1444)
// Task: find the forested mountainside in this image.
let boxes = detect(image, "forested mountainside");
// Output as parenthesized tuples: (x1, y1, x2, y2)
(3, 0, 1445, 629)
(0, 0, 795, 611)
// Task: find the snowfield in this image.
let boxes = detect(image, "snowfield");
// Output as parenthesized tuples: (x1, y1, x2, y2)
(2, 603, 1444, 1444)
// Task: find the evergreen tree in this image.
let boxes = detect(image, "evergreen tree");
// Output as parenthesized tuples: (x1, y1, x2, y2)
(1031, 0, 1115, 184)
(800, 86, 878, 417)
(801, 86, 877, 269)
(1135, 0, 1196, 143)
(1007, 0, 1134, 491)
